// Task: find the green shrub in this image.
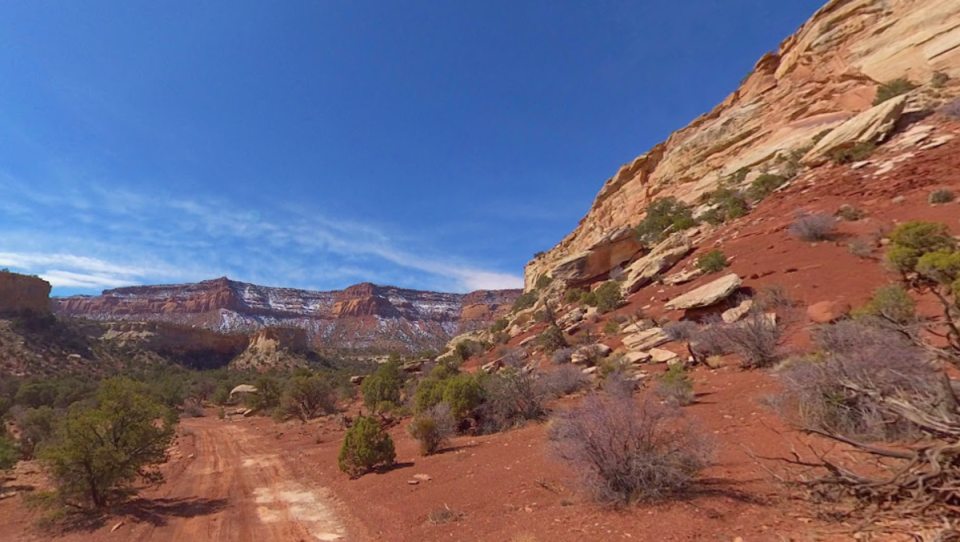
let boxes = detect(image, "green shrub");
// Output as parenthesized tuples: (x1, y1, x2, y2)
(15, 406, 55, 458)
(538, 325, 568, 353)
(701, 188, 749, 225)
(40, 378, 177, 509)
(929, 189, 956, 204)
(361, 362, 402, 413)
(932, 71, 950, 88)
(853, 284, 916, 325)
(282, 375, 337, 421)
(696, 250, 728, 274)
(512, 291, 538, 312)
(634, 197, 698, 245)
(535, 275, 553, 290)
(811, 129, 833, 145)
(455, 340, 486, 361)
(603, 320, 620, 336)
(407, 402, 456, 456)
(212, 384, 231, 406)
(565, 288, 585, 304)
(338, 416, 396, 478)
(656, 365, 695, 406)
(246, 376, 282, 412)
(217, 407, 226, 420)
(490, 318, 509, 333)
(873, 78, 917, 105)
(726, 167, 750, 185)
(579, 291, 598, 307)
(886, 221, 957, 274)
(441, 374, 484, 422)
(747, 173, 787, 201)
(593, 281, 624, 314)
(830, 142, 877, 164)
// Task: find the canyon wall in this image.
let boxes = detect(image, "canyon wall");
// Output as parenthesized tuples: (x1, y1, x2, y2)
(54, 277, 521, 353)
(526, 0, 960, 288)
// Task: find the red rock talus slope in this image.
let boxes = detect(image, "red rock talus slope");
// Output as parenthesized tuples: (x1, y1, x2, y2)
(52, 278, 521, 353)
(0, 272, 51, 314)
(525, 0, 960, 288)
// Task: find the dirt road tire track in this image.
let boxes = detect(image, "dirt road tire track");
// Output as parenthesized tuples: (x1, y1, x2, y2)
(124, 417, 353, 542)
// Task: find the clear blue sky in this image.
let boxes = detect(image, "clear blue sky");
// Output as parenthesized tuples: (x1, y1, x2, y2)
(0, 0, 826, 295)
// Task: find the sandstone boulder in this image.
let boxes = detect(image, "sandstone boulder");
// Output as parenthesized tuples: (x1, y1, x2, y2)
(623, 351, 652, 364)
(665, 274, 742, 311)
(622, 327, 670, 351)
(518, 335, 537, 347)
(807, 300, 852, 324)
(648, 348, 680, 364)
(230, 384, 257, 396)
(663, 267, 703, 286)
(621, 232, 694, 295)
(802, 96, 908, 166)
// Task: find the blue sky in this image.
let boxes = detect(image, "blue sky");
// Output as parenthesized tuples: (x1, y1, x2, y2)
(0, 1, 826, 296)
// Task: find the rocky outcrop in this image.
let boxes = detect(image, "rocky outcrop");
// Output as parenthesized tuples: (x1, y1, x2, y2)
(537, 228, 641, 289)
(101, 321, 250, 368)
(665, 274, 742, 311)
(0, 272, 51, 315)
(526, 0, 960, 286)
(621, 232, 693, 295)
(802, 95, 909, 165)
(53, 278, 521, 353)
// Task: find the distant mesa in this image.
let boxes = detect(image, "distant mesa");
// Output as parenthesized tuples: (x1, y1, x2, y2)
(51, 277, 522, 353)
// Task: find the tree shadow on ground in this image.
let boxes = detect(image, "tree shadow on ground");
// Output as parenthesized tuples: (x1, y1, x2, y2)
(118, 497, 230, 527)
(373, 461, 415, 475)
(46, 496, 229, 535)
(675, 477, 771, 519)
(433, 442, 480, 456)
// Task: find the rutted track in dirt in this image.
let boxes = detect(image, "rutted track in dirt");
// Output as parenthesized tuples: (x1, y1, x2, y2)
(124, 417, 351, 542)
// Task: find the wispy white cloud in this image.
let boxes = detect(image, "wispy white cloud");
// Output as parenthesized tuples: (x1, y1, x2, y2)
(0, 176, 524, 293)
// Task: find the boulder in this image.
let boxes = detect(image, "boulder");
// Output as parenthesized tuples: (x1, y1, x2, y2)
(557, 308, 585, 327)
(722, 299, 753, 323)
(623, 351, 652, 364)
(621, 320, 655, 335)
(518, 335, 538, 347)
(349, 375, 365, 385)
(548, 228, 642, 285)
(807, 300, 852, 324)
(481, 359, 502, 373)
(802, 96, 908, 166)
(621, 232, 693, 295)
(571, 344, 611, 365)
(622, 327, 670, 351)
(593, 343, 613, 357)
(230, 384, 258, 396)
(663, 267, 703, 286)
(665, 274, 742, 311)
(648, 348, 680, 364)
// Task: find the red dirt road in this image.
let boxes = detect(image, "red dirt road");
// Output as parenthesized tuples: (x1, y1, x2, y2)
(3, 416, 367, 542)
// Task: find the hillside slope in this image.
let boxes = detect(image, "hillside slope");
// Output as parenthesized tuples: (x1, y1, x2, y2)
(526, 0, 960, 287)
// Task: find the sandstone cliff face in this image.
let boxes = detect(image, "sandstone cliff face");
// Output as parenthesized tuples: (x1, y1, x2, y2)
(102, 321, 251, 368)
(0, 272, 51, 314)
(526, 0, 960, 288)
(53, 278, 521, 353)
